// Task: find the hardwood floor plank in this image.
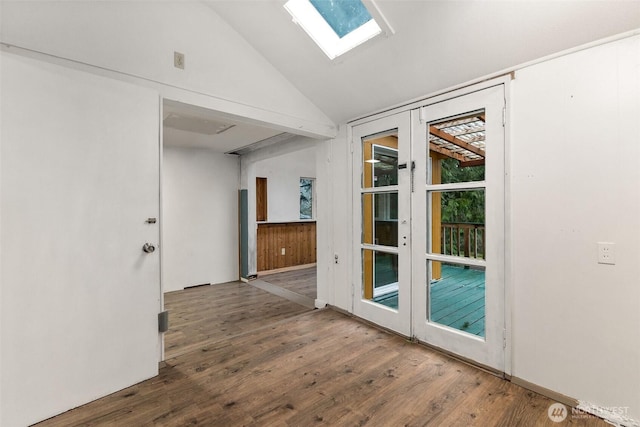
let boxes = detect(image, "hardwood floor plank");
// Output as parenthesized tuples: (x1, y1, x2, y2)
(163, 280, 311, 359)
(35, 288, 609, 427)
(260, 266, 317, 300)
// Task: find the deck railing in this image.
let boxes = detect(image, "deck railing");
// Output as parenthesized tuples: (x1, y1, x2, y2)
(441, 222, 485, 259)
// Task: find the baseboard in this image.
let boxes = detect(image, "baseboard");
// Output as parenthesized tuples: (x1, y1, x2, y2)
(510, 376, 578, 408)
(259, 263, 317, 276)
(183, 283, 210, 289)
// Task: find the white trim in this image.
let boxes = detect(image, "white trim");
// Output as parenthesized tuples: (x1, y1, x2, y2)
(158, 96, 165, 362)
(426, 181, 486, 192)
(425, 253, 487, 268)
(361, 185, 399, 194)
(361, 243, 399, 254)
(373, 281, 398, 298)
(0, 43, 337, 139)
(502, 78, 513, 376)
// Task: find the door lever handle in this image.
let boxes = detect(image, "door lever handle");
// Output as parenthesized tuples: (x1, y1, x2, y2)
(142, 243, 156, 254)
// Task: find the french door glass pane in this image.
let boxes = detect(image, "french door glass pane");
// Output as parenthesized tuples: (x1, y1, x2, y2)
(429, 190, 485, 260)
(428, 261, 486, 337)
(428, 110, 486, 185)
(362, 132, 398, 189)
(362, 193, 398, 246)
(362, 249, 398, 310)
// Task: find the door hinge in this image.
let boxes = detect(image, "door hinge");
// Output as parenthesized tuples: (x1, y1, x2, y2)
(158, 310, 169, 333)
(502, 106, 506, 127)
(350, 139, 354, 154)
(503, 329, 507, 349)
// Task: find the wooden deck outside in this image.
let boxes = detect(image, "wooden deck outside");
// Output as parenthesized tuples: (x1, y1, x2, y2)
(374, 264, 486, 337)
(34, 281, 607, 426)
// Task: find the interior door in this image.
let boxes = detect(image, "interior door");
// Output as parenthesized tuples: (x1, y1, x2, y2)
(352, 112, 411, 336)
(411, 85, 506, 371)
(1, 53, 161, 426)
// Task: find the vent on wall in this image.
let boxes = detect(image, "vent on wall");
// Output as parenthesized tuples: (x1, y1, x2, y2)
(163, 113, 236, 135)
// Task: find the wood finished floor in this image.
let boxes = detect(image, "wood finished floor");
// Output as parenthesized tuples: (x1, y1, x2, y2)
(36, 283, 607, 426)
(259, 266, 317, 300)
(163, 281, 312, 359)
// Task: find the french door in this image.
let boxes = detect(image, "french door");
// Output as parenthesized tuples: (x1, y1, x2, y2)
(352, 112, 412, 336)
(352, 85, 506, 371)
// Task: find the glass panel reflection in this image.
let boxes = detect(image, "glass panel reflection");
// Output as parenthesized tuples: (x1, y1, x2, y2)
(362, 249, 398, 310)
(362, 133, 398, 189)
(429, 262, 485, 337)
(362, 193, 398, 246)
(373, 146, 398, 187)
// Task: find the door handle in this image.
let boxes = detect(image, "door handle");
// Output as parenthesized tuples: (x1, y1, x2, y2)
(142, 243, 156, 254)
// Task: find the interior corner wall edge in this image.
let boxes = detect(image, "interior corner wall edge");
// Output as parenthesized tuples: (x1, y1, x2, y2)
(162, 146, 240, 292)
(0, 0, 3, 413)
(0, 0, 336, 138)
(509, 34, 640, 422)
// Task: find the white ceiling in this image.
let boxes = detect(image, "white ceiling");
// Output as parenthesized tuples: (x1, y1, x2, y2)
(165, 1, 640, 148)
(205, 0, 640, 124)
(163, 100, 285, 152)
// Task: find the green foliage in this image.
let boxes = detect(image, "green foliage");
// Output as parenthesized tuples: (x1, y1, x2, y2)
(440, 159, 485, 224)
(300, 178, 313, 219)
(441, 158, 484, 184)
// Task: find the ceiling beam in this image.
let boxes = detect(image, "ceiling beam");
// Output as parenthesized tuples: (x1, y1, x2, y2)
(429, 126, 485, 158)
(429, 143, 468, 162)
(460, 159, 485, 168)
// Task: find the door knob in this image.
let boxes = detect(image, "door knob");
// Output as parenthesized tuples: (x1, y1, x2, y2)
(142, 243, 156, 253)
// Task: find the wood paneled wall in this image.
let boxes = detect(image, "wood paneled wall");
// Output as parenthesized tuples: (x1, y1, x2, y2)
(257, 222, 316, 272)
(256, 177, 268, 221)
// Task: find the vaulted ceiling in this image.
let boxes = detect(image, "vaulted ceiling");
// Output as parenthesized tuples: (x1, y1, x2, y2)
(206, 0, 640, 124)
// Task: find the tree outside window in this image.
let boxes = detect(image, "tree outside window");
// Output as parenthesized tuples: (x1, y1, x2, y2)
(300, 178, 314, 219)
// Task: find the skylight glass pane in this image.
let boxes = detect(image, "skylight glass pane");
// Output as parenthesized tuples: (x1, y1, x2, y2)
(284, 0, 383, 59)
(309, 0, 373, 38)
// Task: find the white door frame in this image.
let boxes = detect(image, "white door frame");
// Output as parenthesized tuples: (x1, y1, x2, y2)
(411, 84, 506, 372)
(349, 77, 511, 373)
(351, 112, 412, 336)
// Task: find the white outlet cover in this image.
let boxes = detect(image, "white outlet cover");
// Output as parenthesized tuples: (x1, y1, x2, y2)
(174, 51, 185, 69)
(597, 242, 615, 265)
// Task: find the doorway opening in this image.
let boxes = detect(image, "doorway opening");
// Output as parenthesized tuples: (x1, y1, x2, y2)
(253, 146, 319, 307)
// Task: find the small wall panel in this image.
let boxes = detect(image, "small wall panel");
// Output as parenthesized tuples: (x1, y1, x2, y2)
(257, 222, 316, 271)
(256, 177, 268, 221)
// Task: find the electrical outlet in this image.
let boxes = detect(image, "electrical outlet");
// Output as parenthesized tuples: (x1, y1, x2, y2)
(281, 247, 286, 256)
(174, 51, 185, 69)
(597, 242, 615, 265)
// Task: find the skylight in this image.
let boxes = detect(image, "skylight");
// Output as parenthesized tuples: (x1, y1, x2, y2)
(284, 0, 383, 59)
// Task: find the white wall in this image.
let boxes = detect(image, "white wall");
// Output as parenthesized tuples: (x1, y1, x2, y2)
(163, 143, 240, 292)
(316, 129, 351, 311)
(254, 146, 317, 222)
(510, 35, 640, 423)
(0, 1, 335, 138)
(1, 51, 162, 427)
